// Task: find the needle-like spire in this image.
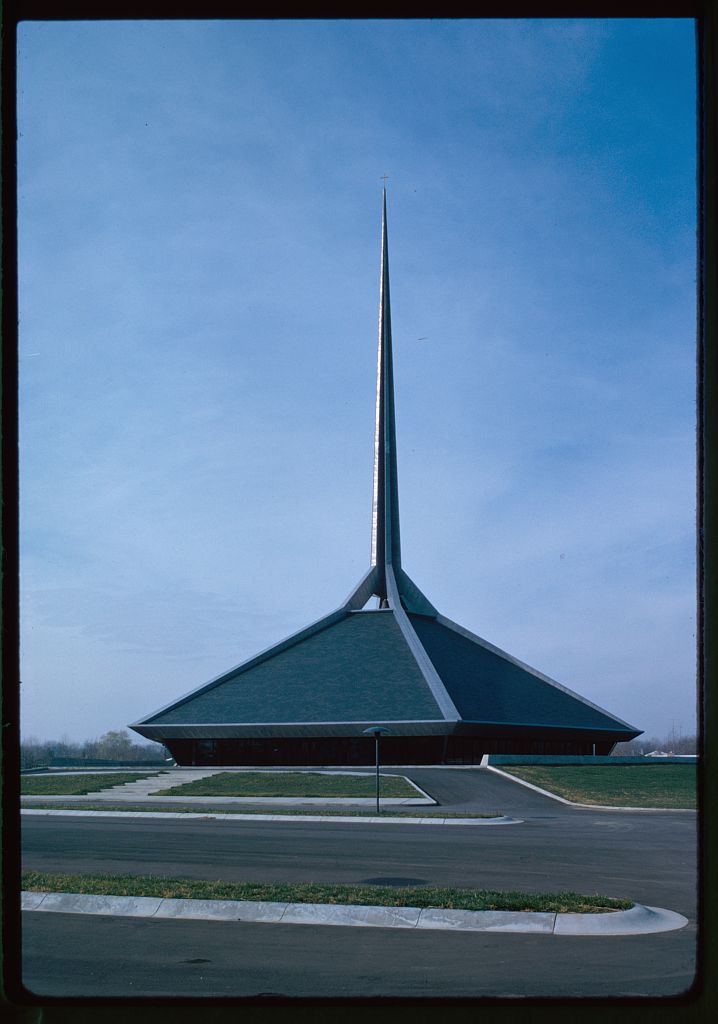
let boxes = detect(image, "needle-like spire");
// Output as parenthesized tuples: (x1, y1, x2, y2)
(371, 188, 402, 599)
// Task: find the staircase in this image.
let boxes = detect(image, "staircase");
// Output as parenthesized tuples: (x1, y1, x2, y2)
(86, 769, 223, 799)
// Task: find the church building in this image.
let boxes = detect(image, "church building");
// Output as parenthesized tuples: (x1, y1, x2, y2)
(130, 193, 641, 765)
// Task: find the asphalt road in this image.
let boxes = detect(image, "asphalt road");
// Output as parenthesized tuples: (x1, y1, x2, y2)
(19, 767, 698, 1000)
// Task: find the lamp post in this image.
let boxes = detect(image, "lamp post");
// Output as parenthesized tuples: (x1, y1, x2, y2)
(362, 726, 391, 814)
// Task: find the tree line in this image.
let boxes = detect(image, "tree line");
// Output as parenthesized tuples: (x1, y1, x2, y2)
(612, 732, 698, 755)
(20, 729, 168, 768)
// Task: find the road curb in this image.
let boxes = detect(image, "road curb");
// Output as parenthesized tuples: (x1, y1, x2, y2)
(20, 809, 521, 826)
(21, 891, 688, 936)
(21, 795, 436, 806)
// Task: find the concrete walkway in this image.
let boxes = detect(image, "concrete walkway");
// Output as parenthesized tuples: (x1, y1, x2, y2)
(21, 890, 688, 936)
(93, 769, 220, 798)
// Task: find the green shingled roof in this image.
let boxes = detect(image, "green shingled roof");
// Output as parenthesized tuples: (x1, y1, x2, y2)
(408, 614, 635, 733)
(148, 611, 442, 725)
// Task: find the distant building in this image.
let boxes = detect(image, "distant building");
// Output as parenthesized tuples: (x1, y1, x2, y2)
(130, 193, 641, 765)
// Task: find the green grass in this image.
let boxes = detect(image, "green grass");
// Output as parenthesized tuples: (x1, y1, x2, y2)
(20, 772, 164, 796)
(152, 771, 418, 798)
(21, 871, 632, 914)
(20, 801, 499, 818)
(502, 764, 696, 808)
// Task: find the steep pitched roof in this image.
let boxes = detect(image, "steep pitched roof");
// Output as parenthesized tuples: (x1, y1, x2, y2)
(145, 611, 443, 726)
(409, 614, 638, 735)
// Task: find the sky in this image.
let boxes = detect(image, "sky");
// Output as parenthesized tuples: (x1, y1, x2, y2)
(17, 18, 696, 745)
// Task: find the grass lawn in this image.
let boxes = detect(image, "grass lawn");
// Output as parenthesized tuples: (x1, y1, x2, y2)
(21, 871, 632, 914)
(20, 772, 164, 796)
(501, 765, 696, 809)
(152, 771, 419, 799)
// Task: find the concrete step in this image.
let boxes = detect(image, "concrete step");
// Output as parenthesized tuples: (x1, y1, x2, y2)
(85, 769, 223, 797)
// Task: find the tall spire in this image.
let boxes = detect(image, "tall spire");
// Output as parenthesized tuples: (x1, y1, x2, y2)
(371, 189, 402, 599)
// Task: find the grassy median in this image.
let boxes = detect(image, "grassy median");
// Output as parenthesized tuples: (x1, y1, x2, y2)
(21, 772, 165, 796)
(501, 764, 696, 809)
(152, 771, 419, 799)
(21, 871, 632, 914)
(20, 801, 499, 817)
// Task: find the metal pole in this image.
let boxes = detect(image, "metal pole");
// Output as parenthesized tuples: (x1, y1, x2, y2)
(375, 735, 380, 814)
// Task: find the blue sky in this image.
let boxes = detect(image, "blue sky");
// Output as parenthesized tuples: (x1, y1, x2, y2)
(17, 18, 696, 744)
